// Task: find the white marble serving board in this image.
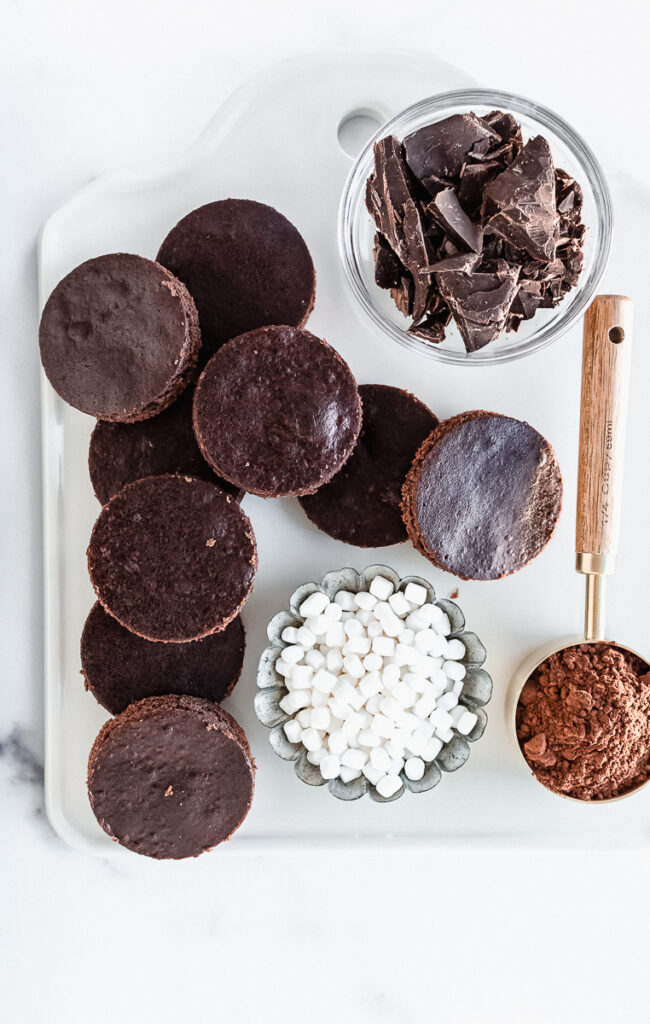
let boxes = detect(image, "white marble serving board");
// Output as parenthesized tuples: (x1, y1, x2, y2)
(39, 51, 650, 854)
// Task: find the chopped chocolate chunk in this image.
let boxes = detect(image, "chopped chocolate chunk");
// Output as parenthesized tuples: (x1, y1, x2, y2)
(366, 136, 432, 320)
(458, 162, 503, 218)
(482, 136, 558, 262)
(404, 113, 499, 181)
(427, 188, 482, 253)
(428, 252, 481, 274)
(435, 260, 520, 352)
(483, 110, 523, 149)
(373, 234, 402, 289)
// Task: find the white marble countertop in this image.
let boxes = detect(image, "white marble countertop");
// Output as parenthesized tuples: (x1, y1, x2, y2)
(3, 2, 649, 1021)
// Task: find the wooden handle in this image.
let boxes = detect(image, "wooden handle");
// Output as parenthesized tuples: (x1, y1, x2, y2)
(576, 295, 634, 564)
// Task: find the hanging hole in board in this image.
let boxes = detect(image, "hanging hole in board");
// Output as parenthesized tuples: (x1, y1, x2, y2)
(337, 109, 384, 159)
(609, 326, 625, 344)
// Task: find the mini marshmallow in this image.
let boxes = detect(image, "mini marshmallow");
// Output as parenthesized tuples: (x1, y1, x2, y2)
(295, 625, 316, 648)
(405, 756, 425, 781)
(452, 678, 465, 696)
(400, 629, 415, 647)
(290, 665, 314, 690)
(334, 677, 358, 704)
(452, 708, 478, 735)
(365, 694, 382, 716)
(433, 612, 452, 636)
(418, 602, 443, 625)
(389, 755, 405, 775)
(370, 713, 395, 739)
(430, 707, 454, 731)
(414, 629, 440, 655)
(414, 690, 437, 719)
(362, 762, 385, 785)
(443, 660, 466, 682)
(334, 590, 357, 610)
(339, 766, 361, 784)
(370, 746, 391, 773)
(367, 620, 383, 639)
(422, 736, 443, 762)
(405, 610, 429, 632)
(379, 696, 402, 722)
(320, 754, 341, 780)
(377, 608, 404, 638)
(296, 709, 312, 728)
(354, 591, 377, 611)
(341, 747, 368, 770)
(356, 610, 374, 627)
(342, 711, 365, 736)
(405, 731, 426, 756)
(323, 602, 342, 621)
(381, 663, 401, 688)
(282, 644, 305, 664)
(275, 658, 292, 678)
(325, 623, 346, 649)
(279, 691, 310, 714)
(359, 672, 383, 699)
(281, 626, 299, 644)
(312, 668, 337, 695)
(299, 591, 330, 617)
(436, 725, 454, 744)
(372, 635, 395, 657)
(310, 689, 328, 708)
(301, 728, 323, 752)
(304, 615, 329, 636)
(304, 649, 326, 671)
(311, 707, 331, 731)
(376, 773, 403, 798)
(369, 575, 394, 601)
(347, 635, 371, 656)
(344, 618, 365, 638)
(414, 717, 435, 738)
(437, 691, 459, 712)
(328, 730, 347, 755)
(363, 652, 383, 673)
(343, 654, 365, 678)
(283, 719, 302, 744)
(326, 648, 344, 673)
(307, 748, 325, 766)
(445, 638, 466, 660)
(393, 682, 416, 708)
(394, 643, 419, 667)
(404, 581, 427, 606)
(388, 591, 411, 617)
(358, 729, 381, 748)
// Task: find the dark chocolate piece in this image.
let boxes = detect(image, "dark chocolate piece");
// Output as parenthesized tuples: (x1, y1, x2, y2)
(403, 113, 499, 181)
(300, 385, 438, 547)
(193, 326, 362, 498)
(88, 387, 242, 505)
(87, 696, 254, 859)
(157, 199, 315, 355)
(366, 136, 432, 320)
(87, 474, 257, 642)
(39, 254, 200, 422)
(482, 136, 558, 262)
(402, 410, 563, 580)
(427, 189, 482, 253)
(435, 260, 520, 352)
(373, 234, 402, 289)
(81, 602, 245, 714)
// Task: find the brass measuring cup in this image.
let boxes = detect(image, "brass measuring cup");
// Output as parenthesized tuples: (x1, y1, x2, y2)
(506, 294, 650, 802)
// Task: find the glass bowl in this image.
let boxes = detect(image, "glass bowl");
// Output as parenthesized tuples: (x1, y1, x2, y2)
(339, 88, 613, 366)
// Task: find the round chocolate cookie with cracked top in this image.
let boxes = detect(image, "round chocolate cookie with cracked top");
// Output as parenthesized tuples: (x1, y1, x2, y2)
(39, 254, 200, 421)
(300, 384, 438, 547)
(157, 199, 315, 354)
(81, 602, 245, 714)
(88, 387, 243, 504)
(193, 326, 362, 497)
(402, 410, 562, 580)
(87, 695, 254, 859)
(87, 474, 256, 642)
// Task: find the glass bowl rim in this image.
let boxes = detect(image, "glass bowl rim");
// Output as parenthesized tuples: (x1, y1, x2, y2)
(338, 87, 613, 366)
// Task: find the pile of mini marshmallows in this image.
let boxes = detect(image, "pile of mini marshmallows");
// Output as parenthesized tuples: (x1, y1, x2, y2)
(277, 575, 478, 799)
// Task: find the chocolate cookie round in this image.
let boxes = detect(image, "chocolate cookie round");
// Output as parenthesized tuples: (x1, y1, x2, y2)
(81, 602, 245, 714)
(87, 474, 256, 641)
(87, 695, 254, 858)
(88, 387, 242, 504)
(402, 411, 562, 580)
(157, 199, 315, 354)
(39, 254, 200, 421)
(193, 326, 362, 497)
(300, 385, 438, 547)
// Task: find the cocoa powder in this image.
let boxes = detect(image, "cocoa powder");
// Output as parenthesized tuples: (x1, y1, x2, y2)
(516, 642, 650, 801)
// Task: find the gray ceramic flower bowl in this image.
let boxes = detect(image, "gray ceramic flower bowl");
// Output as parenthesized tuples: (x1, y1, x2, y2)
(254, 565, 493, 803)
